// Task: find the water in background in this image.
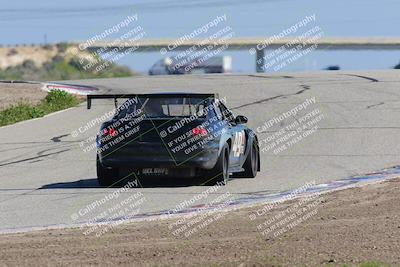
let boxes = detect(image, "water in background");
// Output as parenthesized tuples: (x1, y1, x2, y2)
(1, 0, 400, 73)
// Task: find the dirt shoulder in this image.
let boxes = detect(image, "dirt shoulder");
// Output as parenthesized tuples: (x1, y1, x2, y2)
(0, 83, 46, 110)
(1, 179, 399, 267)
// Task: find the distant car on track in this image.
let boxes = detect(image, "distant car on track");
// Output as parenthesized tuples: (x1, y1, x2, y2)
(87, 93, 260, 186)
(148, 56, 232, 75)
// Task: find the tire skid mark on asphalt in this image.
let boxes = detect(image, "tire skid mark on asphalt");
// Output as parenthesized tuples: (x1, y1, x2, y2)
(246, 74, 294, 79)
(343, 74, 379, 83)
(230, 83, 311, 111)
(366, 102, 385, 109)
(0, 141, 77, 166)
(0, 144, 56, 164)
(0, 140, 83, 145)
(0, 148, 70, 167)
(0, 140, 86, 156)
(0, 160, 93, 168)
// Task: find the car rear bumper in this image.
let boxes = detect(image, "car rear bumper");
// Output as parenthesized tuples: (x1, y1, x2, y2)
(98, 142, 219, 170)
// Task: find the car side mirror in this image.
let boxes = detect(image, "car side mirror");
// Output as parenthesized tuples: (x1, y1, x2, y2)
(235, 115, 248, 124)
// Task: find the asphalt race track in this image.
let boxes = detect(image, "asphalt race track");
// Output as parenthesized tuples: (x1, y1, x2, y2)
(1, 70, 400, 232)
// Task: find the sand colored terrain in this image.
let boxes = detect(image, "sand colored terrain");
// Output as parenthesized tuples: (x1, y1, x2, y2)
(0, 178, 399, 266)
(0, 83, 46, 110)
(0, 45, 96, 69)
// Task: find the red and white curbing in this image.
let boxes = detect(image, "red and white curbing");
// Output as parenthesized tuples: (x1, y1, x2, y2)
(42, 82, 99, 95)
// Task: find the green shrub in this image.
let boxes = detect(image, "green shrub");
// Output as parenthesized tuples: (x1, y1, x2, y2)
(42, 90, 79, 111)
(0, 103, 44, 126)
(0, 90, 80, 126)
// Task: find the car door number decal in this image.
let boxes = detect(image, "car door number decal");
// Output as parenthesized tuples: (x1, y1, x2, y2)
(232, 131, 245, 157)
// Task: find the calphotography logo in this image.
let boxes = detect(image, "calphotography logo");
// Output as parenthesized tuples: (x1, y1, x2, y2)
(70, 179, 144, 237)
(249, 181, 323, 239)
(79, 14, 139, 50)
(157, 14, 235, 74)
(160, 14, 228, 55)
(2, 1, 400, 266)
(250, 14, 324, 72)
(73, 13, 146, 73)
(250, 14, 317, 54)
(166, 186, 233, 238)
(257, 96, 325, 155)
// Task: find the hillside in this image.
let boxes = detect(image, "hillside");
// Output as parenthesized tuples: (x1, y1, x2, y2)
(0, 43, 134, 81)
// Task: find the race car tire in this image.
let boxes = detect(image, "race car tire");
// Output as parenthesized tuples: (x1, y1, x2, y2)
(204, 143, 230, 186)
(233, 141, 259, 178)
(97, 155, 119, 187)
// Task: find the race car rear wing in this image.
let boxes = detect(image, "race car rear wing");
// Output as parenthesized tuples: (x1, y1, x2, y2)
(86, 93, 218, 109)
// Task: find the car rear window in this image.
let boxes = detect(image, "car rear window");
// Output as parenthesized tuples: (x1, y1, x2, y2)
(117, 97, 209, 119)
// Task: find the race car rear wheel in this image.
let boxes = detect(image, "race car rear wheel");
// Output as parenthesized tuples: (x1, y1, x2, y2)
(97, 156, 119, 187)
(233, 141, 259, 178)
(204, 143, 229, 186)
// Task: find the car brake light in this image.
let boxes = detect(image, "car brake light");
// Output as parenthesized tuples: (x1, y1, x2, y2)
(192, 127, 207, 136)
(102, 127, 117, 137)
(109, 128, 117, 137)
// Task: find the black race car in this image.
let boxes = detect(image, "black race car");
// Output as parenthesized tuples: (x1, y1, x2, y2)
(87, 93, 260, 186)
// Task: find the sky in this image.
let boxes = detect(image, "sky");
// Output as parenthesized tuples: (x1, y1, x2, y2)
(1, 0, 400, 73)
